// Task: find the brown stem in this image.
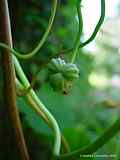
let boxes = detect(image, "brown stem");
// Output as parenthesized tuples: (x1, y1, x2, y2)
(0, 0, 30, 160)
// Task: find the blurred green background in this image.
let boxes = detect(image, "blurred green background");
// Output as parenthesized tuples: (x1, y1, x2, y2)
(1, 0, 120, 159)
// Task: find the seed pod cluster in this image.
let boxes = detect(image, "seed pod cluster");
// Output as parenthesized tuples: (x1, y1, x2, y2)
(48, 58, 79, 94)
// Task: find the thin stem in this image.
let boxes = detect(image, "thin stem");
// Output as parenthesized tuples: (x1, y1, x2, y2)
(0, 0, 57, 59)
(78, 0, 105, 48)
(16, 76, 36, 97)
(60, 0, 105, 55)
(0, 0, 30, 160)
(16, 78, 70, 154)
(16, 79, 50, 123)
(17, 79, 120, 160)
(16, 68, 41, 97)
(0, 0, 105, 67)
(13, 55, 61, 155)
(55, 118, 120, 160)
(71, 0, 83, 63)
(61, 135, 70, 153)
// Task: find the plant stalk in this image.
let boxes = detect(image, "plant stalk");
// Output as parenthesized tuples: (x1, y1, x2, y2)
(55, 118, 120, 160)
(0, 0, 30, 159)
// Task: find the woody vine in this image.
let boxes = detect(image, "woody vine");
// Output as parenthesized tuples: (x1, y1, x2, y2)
(1, 0, 120, 160)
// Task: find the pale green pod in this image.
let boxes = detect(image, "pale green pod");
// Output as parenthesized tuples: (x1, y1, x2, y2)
(48, 58, 80, 94)
(64, 72, 79, 81)
(48, 58, 65, 72)
(62, 63, 79, 81)
(49, 73, 64, 92)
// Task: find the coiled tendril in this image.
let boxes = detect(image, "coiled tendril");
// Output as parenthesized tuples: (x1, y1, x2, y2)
(48, 58, 79, 94)
(0, 0, 57, 59)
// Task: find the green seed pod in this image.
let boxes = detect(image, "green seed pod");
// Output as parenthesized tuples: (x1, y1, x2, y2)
(62, 63, 79, 81)
(48, 58, 80, 94)
(49, 73, 64, 92)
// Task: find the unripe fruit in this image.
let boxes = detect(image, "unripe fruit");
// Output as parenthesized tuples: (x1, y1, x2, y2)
(49, 73, 64, 92)
(48, 58, 79, 94)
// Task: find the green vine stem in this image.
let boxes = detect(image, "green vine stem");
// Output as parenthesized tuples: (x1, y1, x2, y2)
(16, 72, 38, 96)
(78, 0, 105, 49)
(0, 0, 57, 59)
(16, 78, 51, 125)
(0, 0, 61, 155)
(61, 0, 105, 55)
(55, 118, 120, 160)
(17, 75, 120, 160)
(16, 78, 70, 153)
(71, 0, 83, 63)
(13, 55, 61, 156)
(0, 0, 30, 159)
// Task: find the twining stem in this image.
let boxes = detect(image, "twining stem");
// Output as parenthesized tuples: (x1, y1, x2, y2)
(17, 79, 120, 160)
(0, 0, 30, 160)
(16, 78, 70, 153)
(0, 0, 61, 155)
(55, 118, 120, 160)
(71, 0, 83, 63)
(13, 55, 61, 156)
(0, 0, 105, 66)
(0, 0, 57, 60)
(78, 0, 105, 48)
(61, 0, 105, 55)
